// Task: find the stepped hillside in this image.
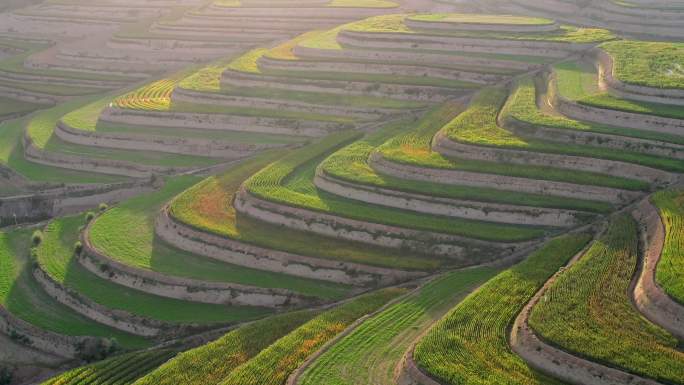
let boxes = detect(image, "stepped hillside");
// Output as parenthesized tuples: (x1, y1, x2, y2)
(0, 3, 683, 385)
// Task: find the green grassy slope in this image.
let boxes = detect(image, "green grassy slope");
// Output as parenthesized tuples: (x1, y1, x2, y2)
(413, 234, 590, 385)
(529, 214, 684, 384)
(298, 267, 498, 385)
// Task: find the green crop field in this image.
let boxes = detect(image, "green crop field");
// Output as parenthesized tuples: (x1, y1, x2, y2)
(26, 97, 220, 169)
(41, 349, 177, 385)
(228, 43, 479, 89)
(413, 233, 590, 385)
(170, 150, 444, 271)
(296, 26, 550, 67)
(554, 60, 684, 120)
(218, 288, 405, 385)
(0, 117, 124, 184)
(0, 228, 148, 349)
(505, 76, 684, 145)
(450, 86, 684, 172)
(63, 90, 306, 146)
(244, 130, 548, 242)
(409, 13, 555, 25)
(178, 49, 428, 111)
(378, 99, 647, 191)
(297, 267, 498, 385)
(36, 214, 272, 324)
(529, 214, 684, 384)
(652, 189, 684, 305)
(134, 311, 316, 385)
(601, 40, 684, 90)
(88, 174, 351, 300)
(342, 14, 615, 43)
(0, 96, 46, 119)
(323, 103, 611, 213)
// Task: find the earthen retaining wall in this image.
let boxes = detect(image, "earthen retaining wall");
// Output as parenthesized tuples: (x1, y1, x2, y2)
(99, 106, 349, 137)
(80, 221, 314, 308)
(433, 130, 674, 185)
(157, 205, 422, 286)
(234, 186, 531, 260)
(631, 198, 684, 340)
(370, 152, 641, 204)
(314, 168, 585, 227)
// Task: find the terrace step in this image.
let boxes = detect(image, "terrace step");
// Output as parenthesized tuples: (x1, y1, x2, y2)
(221, 69, 467, 103)
(632, 198, 684, 340)
(156, 205, 423, 286)
(234, 186, 534, 260)
(55, 120, 282, 159)
(81, 217, 317, 308)
(171, 87, 401, 121)
(549, 78, 684, 138)
(314, 167, 588, 227)
(99, 107, 351, 137)
(433, 130, 676, 185)
(594, 48, 684, 106)
(369, 152, 642, 205)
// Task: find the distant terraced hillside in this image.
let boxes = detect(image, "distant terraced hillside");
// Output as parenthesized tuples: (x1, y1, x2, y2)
(2, 6, 684, 385)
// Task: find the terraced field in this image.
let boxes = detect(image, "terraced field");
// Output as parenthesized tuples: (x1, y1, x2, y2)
(0, 227, 149, 350)
(88, 174, 353, 300)
(296, 267, 498, 385)
(412, 234, 590, 385)
(528, 215, 684, 384)
(133, 312, 316, 385)
(2, 4, 684, 385)
(41, 349, 177, 385)
(218, 288, 403, 385)
(649, 190, 684, 304)
(36, 213, 273, 325)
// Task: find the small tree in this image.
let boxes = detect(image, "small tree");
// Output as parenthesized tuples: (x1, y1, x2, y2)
(98, 203, 108, 212)
(85, 212, 96, 223)
(74, 241, 83, 256)
(31, 230, 43, 246)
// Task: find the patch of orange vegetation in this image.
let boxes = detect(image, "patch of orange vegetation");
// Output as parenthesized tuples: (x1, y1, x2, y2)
(400, 143, 430, 157)
(192, 179, 235, 226)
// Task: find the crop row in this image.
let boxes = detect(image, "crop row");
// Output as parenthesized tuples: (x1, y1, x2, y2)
(217, 288, 405, 385)
(112, 78, 176, 111)
(41, 349, 176, 385)
(529, 214, 684, 384)
(297, 267, 498, 385)
(413, 233, 590, 384)
(133, 311, 315, 385)
(652, 189, 684, 305)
